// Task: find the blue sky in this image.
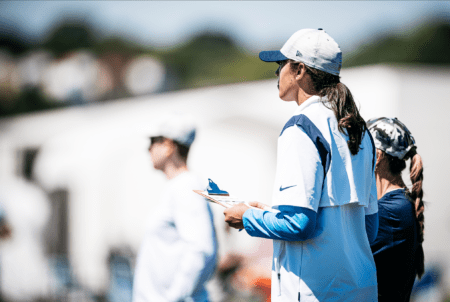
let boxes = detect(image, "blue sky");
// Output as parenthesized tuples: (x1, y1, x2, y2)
(1, 1, 450, 53)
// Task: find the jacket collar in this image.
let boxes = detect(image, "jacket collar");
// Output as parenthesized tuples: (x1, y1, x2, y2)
(293, 95, 322, 115)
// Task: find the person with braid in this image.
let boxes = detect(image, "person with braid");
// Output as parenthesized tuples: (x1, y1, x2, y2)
(367, 117, 425, 302)
(223, 29, 378, 301)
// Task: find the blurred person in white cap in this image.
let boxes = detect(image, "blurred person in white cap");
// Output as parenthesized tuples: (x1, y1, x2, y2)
(132, 112, 218, 302)
(367, 117, 425, 302)
(223, 29, 378, 301)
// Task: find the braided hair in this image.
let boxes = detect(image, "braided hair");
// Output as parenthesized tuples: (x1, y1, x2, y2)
(386, 147, 425, 278)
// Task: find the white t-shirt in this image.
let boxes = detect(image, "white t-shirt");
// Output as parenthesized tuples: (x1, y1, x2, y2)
(132, 172, 218, 302)
(271, 96, 378, 301)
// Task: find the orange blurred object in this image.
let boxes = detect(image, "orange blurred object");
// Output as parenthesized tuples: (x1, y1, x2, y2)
(253, 276, 271, 302)
(233, 264, 271, 302)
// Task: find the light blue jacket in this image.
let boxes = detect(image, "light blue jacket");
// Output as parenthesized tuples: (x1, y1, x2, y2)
(243, 96, 378, 302)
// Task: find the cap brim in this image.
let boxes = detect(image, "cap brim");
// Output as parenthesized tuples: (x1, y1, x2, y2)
(259, 51, 288, 62)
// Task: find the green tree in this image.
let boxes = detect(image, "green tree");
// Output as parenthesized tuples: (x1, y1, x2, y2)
(161, 31, 276, 90)
(0, 20, 31, 55)
(344, 21, 450, 67)
(42, 20, 97, 58)
(94, 37, 149, 57)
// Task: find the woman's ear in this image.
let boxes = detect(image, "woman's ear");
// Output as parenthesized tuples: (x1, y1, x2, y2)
(375, 149, 384, 170)
(295, 63, 305, 80)
(298, 63, 305, 75)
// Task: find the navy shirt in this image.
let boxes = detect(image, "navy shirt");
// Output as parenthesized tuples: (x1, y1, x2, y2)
(371, 188, 419, 302)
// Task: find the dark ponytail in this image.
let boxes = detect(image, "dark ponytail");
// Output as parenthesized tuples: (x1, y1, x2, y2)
(407, 147, 425, 278)
(386, 147, 425, 278)
(303, 65, 367, 155)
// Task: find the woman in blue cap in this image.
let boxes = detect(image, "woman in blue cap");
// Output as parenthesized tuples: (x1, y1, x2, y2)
(367, 117, 425, 302)
(224, 29, 378, 301)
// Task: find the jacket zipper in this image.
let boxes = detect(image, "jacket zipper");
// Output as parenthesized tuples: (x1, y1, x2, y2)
(298, 241, 303, 302)
(274, 241, 285, 297)
(274, 253, 281, 296)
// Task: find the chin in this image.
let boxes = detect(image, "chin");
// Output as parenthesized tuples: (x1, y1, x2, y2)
(279, 92, 295, 103)
(278, 93, 288, 102)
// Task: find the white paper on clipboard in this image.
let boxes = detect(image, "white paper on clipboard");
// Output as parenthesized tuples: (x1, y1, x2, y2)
(193, 190, 278, 213)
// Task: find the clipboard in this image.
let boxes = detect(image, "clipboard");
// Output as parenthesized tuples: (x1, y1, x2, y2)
(193, 190, 244, 208)
(193, 190, 277, 212)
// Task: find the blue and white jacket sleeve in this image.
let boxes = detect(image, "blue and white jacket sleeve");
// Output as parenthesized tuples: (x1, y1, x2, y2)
(243, 206, 317, 241)
(243, 124, 323, 241)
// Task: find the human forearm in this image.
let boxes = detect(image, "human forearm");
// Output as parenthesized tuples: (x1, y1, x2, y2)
(243, 206, 316, 241)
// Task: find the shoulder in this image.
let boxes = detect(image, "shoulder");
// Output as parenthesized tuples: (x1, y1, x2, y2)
(168, 172, 204, 195)
(378, 190, 415, 217)
(171, 171, 200, 184)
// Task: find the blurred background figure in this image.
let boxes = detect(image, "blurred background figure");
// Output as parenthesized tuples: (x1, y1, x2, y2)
(106, 248, 135, 302)
(0, 202, 11, 302)
(0, 1, 449, 302)
(133, 113, 218, 302)
(0, 178, 51, 301)
(0, 203, 12, 241)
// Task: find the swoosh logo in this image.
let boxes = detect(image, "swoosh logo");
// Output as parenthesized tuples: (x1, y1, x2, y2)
(279, 185, 297, 191)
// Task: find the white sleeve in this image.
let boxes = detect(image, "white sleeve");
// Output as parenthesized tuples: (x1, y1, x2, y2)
(274, 125, 324, 212)
(165, 180, 217, 301)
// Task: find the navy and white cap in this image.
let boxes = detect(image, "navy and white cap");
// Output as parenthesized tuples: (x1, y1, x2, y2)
(259, 28, 342, 76)
(367, 117, 416, 160)
(151, 112, 196, 147)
